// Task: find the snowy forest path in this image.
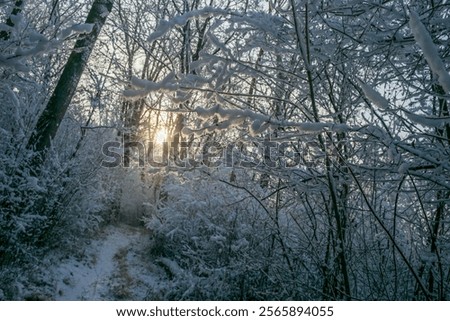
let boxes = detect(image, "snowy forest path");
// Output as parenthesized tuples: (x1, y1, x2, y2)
(54, 224, 159, 300)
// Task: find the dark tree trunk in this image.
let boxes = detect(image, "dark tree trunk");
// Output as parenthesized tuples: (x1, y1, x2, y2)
(27, 0, 114, 169)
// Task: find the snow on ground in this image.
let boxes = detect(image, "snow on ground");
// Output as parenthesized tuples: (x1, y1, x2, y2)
(53, 224, 161, 300)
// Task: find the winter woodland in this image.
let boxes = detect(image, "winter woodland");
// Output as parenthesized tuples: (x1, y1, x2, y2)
(1, 0, 450, 300)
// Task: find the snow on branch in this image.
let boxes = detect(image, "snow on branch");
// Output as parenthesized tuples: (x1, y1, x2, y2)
(148, 7, 229, 43)
(123, 73, 178, 99)
(409, 11, 450, 93)
(58, 23, 95, 40)
(182, 105, 351, 137)
(358, 80, 390, 110)
(404, 110, 450, 128)
(0, 22, 96, 72)
(147, 7, 285, 44)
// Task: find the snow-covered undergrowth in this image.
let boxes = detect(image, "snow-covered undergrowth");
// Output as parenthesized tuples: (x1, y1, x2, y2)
(0, 128, 121, 300)
(144, 169, 310, 300)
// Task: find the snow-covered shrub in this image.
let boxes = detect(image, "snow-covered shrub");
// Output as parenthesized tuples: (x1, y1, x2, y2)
(0, 75, 64, 266)
(0, 130, 121, 299)
(144, 169, 304, 300)
(0, 156, 60, 265)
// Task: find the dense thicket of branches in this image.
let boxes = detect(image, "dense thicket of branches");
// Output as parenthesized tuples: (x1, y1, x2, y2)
(1, 0, 449, 300)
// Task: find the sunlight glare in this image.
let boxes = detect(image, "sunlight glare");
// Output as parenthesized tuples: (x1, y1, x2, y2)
(155, 129, 168, 144)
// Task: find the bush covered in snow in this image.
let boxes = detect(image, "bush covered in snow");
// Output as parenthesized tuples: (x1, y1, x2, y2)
(144, 170, 316, 300)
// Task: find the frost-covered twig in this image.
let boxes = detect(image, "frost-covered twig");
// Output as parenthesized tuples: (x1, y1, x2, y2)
(409, 11, 450, 93)
(358, 80, 390, 110)
(0, 23, 95, 72)
(182, 105, 351, 137)
(147, 7, 230, 43)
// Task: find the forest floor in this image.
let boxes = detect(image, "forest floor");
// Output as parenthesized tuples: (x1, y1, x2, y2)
(51, 224, 163, 300)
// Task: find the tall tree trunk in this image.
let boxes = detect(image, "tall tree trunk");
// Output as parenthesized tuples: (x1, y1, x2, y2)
(27, 0, 114, 169)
